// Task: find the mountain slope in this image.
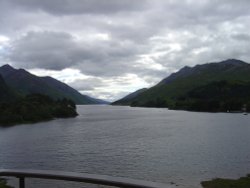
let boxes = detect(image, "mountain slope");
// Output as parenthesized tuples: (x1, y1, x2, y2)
(0, 74, 18, 103)
(113, 59, 250, 111)
(112, 88, 147, 105)
(40, 76, 104, 104)
(0, 64, 106, 104)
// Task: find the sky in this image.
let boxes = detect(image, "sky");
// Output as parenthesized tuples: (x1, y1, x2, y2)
(0, 0, 250, 101)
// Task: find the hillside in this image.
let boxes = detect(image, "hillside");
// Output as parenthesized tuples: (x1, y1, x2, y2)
(112, 59, 250, 112)
(0, 65, 106, 104)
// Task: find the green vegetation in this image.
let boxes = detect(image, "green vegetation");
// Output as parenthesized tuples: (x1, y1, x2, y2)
(171, 80, 250, 112)
(0, 94, 78, 126)
(0, 178, 12, 188)
(113, 59, 250, 112)
(201, 174, 250, 188)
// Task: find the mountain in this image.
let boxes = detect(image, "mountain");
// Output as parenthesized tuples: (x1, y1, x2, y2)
(0, 64, 107, 104)
(112, 59, 250, 112)
(40, 76, 107, 104)
(112, 88, 147, 105)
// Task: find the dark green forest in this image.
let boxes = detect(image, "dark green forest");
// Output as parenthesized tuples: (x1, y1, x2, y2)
(0, 94, 78, 126)
(130, 81, 250, 112)
(171, 81, 250, 112)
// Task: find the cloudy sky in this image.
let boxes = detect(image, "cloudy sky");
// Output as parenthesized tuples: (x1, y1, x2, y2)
(0, 0, 250, 101)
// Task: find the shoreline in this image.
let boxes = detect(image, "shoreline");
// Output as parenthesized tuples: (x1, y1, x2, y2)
(201, 174, 250, 188)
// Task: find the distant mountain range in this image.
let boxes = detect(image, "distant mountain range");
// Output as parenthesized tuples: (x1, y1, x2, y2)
(0, 64, 107, 104)
(113, 59, 250, 112)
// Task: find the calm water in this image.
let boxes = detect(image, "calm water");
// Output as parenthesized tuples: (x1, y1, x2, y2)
(0, 105, 250, 188)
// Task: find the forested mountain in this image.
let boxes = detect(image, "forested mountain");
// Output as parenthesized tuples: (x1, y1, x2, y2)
(0, 72, 79, 126)
(112, 59, 250, 112)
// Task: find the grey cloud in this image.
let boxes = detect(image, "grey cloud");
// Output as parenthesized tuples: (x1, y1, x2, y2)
(143, 0, 250, 31)
(9, 31, 80, 70)
(2, 0, 250, 100)
(70, 77, 104, 91)
(231, 33, 250, 41)
(5, 0, 149, 15)
(154, 30, 250, 73)
(8, 31, 145, 76)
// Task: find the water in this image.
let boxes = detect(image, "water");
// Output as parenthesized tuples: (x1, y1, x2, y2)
(0, 105, 250, 188)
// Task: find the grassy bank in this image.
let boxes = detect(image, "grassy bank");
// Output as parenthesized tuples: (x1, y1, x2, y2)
(201, 174, 250, 188)
(0, 179, 12, 188)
